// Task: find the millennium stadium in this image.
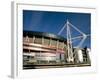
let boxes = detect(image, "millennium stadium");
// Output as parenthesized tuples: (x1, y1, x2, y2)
(23, 21, 91, 69)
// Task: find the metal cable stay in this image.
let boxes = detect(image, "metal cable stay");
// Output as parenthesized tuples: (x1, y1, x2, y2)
(58, 19, 90, 62)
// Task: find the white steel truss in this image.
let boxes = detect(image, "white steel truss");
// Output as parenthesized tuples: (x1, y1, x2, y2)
(58, 19, 90, 62)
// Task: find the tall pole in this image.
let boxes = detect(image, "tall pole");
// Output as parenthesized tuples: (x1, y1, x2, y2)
(67, 20, 73, 62)
(58, 19, 90, 63)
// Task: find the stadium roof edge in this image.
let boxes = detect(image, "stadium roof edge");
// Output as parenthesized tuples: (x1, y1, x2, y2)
(23, 30, 67, 42)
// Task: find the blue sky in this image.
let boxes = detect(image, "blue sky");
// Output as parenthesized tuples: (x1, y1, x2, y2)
(23, 10, 91, 48)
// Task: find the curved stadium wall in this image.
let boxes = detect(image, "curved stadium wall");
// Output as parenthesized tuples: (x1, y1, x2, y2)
(23, 31, 68, 65)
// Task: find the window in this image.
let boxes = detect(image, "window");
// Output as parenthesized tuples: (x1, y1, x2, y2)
(51, 39, 57, 47)
(44, 38, 50, 46)
(34, 37, 42, 44)
(58, 41, 64, 49)
(29, 38, 33, 43)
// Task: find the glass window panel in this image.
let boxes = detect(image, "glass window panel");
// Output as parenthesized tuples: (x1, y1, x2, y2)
(58, 41, 64, 49)
(44, 38, 50, 46)
(51, 39, 57, 47)
(34, 37, 42, 44)
(29, 38, 33, 43)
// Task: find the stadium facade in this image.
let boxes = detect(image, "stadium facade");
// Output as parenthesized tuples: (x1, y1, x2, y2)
(23, 31, 91, 69)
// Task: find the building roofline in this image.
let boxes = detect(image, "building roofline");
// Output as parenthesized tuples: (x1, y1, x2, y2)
(23, 30, 67, 42)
